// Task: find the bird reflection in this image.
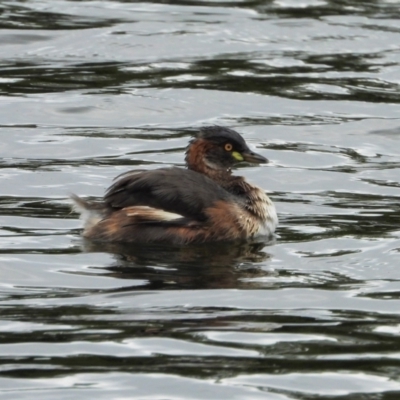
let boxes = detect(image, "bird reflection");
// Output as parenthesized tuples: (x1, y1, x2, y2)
(82, 239, 275, 289)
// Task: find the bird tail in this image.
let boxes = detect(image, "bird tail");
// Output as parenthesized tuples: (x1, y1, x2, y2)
(70, 194, 105, 232)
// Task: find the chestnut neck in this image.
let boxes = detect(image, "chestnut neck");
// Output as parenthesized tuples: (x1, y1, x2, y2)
(185, 139, 233, 184)
(185, 139, 258, 204)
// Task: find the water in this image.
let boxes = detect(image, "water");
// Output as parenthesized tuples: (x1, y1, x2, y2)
(1, 0, 400, 398)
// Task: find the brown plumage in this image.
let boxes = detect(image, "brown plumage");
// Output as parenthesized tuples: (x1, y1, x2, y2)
(71, 126, 278, 244)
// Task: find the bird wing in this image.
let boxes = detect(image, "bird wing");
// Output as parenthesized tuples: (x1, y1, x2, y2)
(104, 167, 236, 223)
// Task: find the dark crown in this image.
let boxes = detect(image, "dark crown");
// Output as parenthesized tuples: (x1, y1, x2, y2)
(197, 126, 248, 150)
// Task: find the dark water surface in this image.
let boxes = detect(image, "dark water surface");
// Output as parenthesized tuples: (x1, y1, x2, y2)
(1, 0, 400, 399)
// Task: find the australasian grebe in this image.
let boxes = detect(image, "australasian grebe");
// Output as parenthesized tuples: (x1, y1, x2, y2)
(71, 126, 278, 244)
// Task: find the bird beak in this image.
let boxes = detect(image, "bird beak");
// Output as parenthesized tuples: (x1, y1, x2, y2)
(241, 150, 269, 164)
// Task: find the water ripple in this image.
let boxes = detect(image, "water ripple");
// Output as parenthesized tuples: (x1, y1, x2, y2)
(1, 0, 400, 398)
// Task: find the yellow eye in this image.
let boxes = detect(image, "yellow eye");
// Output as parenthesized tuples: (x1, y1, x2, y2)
(224, 143, 233, 151)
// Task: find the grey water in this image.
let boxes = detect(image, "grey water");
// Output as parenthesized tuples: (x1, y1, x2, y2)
(1, 0, 400, 399)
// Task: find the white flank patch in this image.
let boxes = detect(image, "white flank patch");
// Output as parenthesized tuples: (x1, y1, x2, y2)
(256, 201, 278, 237)
(126, 206, 183, 221)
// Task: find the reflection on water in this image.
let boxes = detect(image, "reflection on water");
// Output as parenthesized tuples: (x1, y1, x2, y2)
(84, 240, 272, 290)
(1, 0, 400, 398)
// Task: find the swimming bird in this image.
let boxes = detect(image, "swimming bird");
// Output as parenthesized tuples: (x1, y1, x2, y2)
(71, 126, 278, 244)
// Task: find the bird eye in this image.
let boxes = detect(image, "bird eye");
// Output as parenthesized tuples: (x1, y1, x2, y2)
(224, 143, 233, 151)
